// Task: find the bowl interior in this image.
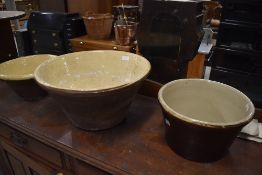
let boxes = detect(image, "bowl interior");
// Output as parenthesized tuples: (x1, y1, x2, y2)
(159, 79, 254, 126)
(0, 54, 56, 80)
(35, 50, 151, 91)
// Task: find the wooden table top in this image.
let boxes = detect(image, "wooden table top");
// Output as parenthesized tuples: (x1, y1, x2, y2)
(0, 82, 261, 175)
(0, 11, 25, 20)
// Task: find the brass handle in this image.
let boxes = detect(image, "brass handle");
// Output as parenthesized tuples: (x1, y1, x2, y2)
(113, 46, 118, 50)
(79, 41, 86, 45)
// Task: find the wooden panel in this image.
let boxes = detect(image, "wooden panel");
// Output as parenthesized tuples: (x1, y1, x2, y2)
(0, 144, 13, 175)
(0, 19, 18, 62)
(67, 0, 112, 15)
(0, 155, 9, 175)
(38, 0, 67, 12)
(1, 141, 56, 175)
(7, 153, 27, 175)
(70, 35, 135, 52)
(0, 123, 63, 168)
(187, 53, 205, 78)
(73, 159, 109, 175)
(29, 169, 41, 175)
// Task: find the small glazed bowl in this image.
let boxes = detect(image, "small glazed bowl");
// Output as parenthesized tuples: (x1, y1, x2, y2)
(158, 79, 255, 162)
(0, 54, 56, 101)
(34, 50, 151, 130)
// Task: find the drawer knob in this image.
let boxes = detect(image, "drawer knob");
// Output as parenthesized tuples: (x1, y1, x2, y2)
(54, 43, 58, 47)
(113, 46, 118, 50)
(52, 33, 57, 37)
(79, 41, 86, 45)
(56, 173, 63, 175)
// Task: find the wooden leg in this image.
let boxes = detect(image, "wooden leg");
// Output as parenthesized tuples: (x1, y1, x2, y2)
(0, 19, 18, 63)
(187, 53, 205, 78)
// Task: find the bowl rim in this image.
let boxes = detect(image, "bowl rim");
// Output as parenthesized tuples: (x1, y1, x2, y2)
(0, 54, 56, 81)
(34, 50, 151, 94)
(158, 79, 255, 128)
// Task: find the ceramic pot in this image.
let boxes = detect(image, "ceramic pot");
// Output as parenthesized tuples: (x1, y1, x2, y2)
(158, 79, 255, 162)
(0, 54, 56, 101)
(114, 21, 137, 46)
(34, 50, 151, 130)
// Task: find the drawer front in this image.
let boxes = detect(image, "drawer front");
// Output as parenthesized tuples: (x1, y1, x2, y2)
(209, 68, 248, 90)
(70, 39, 134, 52)
(73, 159, 109, 175)
(31, 29, 61, 41)
(209, 68, 262, 108)
(217, 22, 262, 53)
(71, 47, 91, 52)
(221, 0, 262, 24)
(0, 122, 63, 168)
(211, 47, 262, 74)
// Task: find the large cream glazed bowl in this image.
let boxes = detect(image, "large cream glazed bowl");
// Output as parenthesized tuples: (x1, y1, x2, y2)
(0, 54, 56, 100)
(34, 50, 151, 130)
(158, 79, 255, 162)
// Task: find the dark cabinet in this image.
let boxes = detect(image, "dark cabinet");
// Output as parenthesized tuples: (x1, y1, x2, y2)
(0, 141, 59, 175)
(209, 0, 262, 108)
(0, 122, 108, 175)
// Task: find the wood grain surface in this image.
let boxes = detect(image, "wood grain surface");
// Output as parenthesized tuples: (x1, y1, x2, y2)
(0, 81, 261, 175)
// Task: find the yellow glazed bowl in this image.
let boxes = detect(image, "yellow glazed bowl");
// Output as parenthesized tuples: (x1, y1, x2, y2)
(0, 54, 56, 100)
(158, 79, 255, 162)
(34, 50, 151, 130)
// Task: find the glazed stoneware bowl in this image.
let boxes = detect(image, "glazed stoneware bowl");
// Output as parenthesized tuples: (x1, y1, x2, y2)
(0, 54, 56, 101)
(158, 79, 255, 162)
(34, 50, 151, 130)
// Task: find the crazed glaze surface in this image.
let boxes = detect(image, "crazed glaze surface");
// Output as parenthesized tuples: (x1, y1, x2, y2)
(35, 50, 151, 92)
(0, 54, 56, 80)
(158, 79, 255, 127)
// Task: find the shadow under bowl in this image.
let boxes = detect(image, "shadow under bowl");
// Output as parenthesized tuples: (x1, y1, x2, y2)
(158, 79, 255, 162)
(34, 50, 151, 130)
(0, 54, 56, 101)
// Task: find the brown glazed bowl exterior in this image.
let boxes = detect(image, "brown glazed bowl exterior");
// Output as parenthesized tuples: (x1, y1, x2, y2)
(158, 79, 255, 162)
(34, 50, 151, 130)
(48, 80, 142, 130)
(0, 54, 56, 101)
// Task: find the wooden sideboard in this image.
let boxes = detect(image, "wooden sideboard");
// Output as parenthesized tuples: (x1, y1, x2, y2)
(69, 35, 136, 53)
(0, 80, 262, 175)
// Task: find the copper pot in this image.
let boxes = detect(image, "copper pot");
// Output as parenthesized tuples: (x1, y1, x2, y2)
(114, 21, 137, 46)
